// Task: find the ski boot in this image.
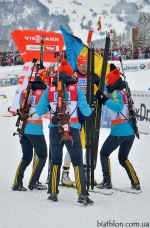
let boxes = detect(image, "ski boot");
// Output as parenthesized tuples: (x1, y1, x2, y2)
(29, 181, 47, 190)
(34, 181, 47, 190)
(96, 180, 112, 189)
(131, 183, 141, 190)
(12, 185, 27, 191)
(61, 170, 74, 186)
(48, 194, 58, 202)
(78, 195, 94, 206)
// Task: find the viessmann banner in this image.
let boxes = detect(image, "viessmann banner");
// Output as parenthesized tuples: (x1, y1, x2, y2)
(10, 29, 64, 112)
(110, 59, 150, 72)
(11, 29, 64, 62)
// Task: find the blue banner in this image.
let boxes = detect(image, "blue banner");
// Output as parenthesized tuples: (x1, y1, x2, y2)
(100, 106, 111, 128)
(0, 78, 19, 86)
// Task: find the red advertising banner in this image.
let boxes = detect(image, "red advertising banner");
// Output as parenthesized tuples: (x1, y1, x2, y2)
(11, 30, 64, 62)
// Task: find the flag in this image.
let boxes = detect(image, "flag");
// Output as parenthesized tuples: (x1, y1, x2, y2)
(130, 27, 136, 42)
(97, 17, 101, 31)
(8, 37, 13, 47)
(60, 25, 110, 77)
(87, 30, 93, 44)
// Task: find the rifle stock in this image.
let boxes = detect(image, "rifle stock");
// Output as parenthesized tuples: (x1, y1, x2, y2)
(119, 56, 140, 139)
(13, 59, 38, 136)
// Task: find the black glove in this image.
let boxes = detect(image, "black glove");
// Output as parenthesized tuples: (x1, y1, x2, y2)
(96, 90, 108, 105)
(110, 63, 116, 72)
(47, 104, 51, 111)
(90, 102, 96, 112)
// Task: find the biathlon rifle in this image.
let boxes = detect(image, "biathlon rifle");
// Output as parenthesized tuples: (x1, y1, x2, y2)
(119, 56, 140, 139)
(13, 58, 38, 136)
(52, 52, 73, 145)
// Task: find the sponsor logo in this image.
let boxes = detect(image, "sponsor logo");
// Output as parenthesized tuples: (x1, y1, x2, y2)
(124, 66, 138, 70)
(140, 64, 145, 69)
(51, 87, 55, 92)
(54, 92, 70, 101)
(135, 103, 150, 122)
(44, 46, 59, 51)
(23, 66, 29, 71)
(69, 86, 75, 90)
(20, 52, 26, 56)
(24, 35, 59, 43)
(54, 92, 58, 100)
(31, 96, 36, 104)
(44, 46, 56, 51)
(36, 91, 41, 95)
(78, 78, 87, 85)
(26, 45, 40, 51)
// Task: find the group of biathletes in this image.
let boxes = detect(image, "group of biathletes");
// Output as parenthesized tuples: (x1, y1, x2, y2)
(12, 54, 141, 206)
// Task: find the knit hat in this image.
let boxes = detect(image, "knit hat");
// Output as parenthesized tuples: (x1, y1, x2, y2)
(77, 54, 88, 66)
(106, 68, 120, 85)
(59, 60, 73, 77)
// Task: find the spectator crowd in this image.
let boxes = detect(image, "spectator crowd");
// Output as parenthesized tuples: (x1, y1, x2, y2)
(95, 46, 150, 60)
(1, 46, 150, 67)
(0, 51, 24, 66)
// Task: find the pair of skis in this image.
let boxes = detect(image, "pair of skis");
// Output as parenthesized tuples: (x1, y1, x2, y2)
(59, 184, 142, 195)
(86, 43, 95, 190)
(85, 32, 110, 190)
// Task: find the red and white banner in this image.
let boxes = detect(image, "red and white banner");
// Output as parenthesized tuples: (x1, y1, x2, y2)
(11, 29, 64, 62)
(10, 62, 56, 113)
(10, 29, 64, 113)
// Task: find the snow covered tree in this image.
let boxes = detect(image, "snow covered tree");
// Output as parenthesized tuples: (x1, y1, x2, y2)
(134, 12, 150, 47)
(110, 29, 118, 49)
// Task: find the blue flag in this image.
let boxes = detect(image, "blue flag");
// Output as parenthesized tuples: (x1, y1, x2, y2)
(60, 25, 110, 76)
(60, 25, 85, 70)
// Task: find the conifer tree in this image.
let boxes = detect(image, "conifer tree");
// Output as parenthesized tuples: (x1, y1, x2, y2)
(110, 29, 118, 49)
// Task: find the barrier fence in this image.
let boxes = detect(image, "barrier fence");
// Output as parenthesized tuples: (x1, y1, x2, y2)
(0, 78, 19, 86)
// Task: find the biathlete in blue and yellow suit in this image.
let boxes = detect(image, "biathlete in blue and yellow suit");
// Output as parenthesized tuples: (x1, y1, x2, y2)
(96, 67, 140, 191)
(61, 54, 100, 186)
(12, 72, 48, 191)
(35, 60, 94, 204)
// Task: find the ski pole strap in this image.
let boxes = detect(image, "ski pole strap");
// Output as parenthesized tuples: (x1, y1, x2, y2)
(69, 106, 77, 118)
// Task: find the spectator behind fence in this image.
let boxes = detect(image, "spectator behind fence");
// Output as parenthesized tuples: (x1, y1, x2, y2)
(7, 57, 11, 66)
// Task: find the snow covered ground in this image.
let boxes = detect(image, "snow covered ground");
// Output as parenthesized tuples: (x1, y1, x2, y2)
(0, 66, 150, 228)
